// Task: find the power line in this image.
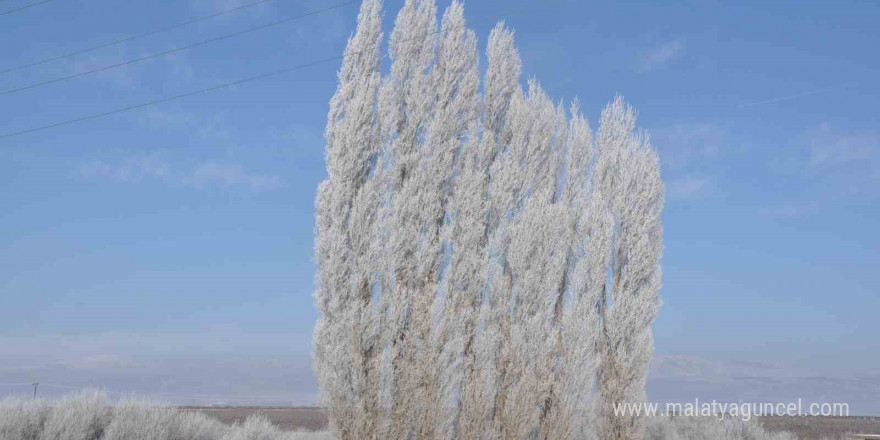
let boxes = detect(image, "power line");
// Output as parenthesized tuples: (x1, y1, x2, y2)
(0, 6, 531, 141)
(0, 54, 344, 139)
(0, 0, 52, 16)
(0, 0, 359, 96)
(2, 0, 282, 75)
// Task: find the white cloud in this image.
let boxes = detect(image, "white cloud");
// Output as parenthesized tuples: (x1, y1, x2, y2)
(79, 151, 170, 183)
(184, 162, 283, 192)
(652, 122, 724, 170)
(650, 122, 725, 202)
(666, 174, 712, 201)
(79, 152, 282, 193)
(760, 124, 879, 217)
(638, 39, 684, 72)
(803, 124, 879, 198)
(66, 52, 138, 88)
(807, 125, 878, 170)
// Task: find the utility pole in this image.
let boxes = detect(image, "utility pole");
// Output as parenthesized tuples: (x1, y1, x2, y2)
(32, 382, 39, 400)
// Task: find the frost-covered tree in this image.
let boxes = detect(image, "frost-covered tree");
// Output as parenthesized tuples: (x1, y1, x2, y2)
(594, 97, 664, 440)
(312, 1, 382, 438)
(312, 1, 664, 440)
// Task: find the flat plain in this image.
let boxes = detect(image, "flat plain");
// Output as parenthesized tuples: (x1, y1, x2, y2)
(181, 406, 329, 431)
(759, 416, 880, 440)
(185, 407, 880, 440)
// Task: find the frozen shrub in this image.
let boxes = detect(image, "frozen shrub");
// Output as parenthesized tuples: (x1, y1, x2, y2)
(218, 414, 336, 440)
(102, 398, 223, 440)
(221, 414, 287, 440)
(0, 395, 51, 440)
(171, 410, 228, 440)
(102, 399, 173, 440)
(39, 389, 111, 440)
(282, 431, 336, 440)
(0, 392, 331, 440)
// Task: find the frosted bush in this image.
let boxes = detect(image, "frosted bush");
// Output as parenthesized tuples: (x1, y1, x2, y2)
(1, 390, 814, 440)
(102, 399, 177, 440)
(171, 410, 228, 440)
(102, 398, 228, 440)
(0, 391, 329, 440)
(39, 390, 111, 440)
(0, 395, 51, 440)
(220, 414, 334, 440)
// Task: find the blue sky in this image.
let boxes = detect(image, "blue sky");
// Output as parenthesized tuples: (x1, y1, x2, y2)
(1, 0, 879, 408)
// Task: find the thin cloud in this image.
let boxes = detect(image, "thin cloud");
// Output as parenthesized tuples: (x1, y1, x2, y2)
(808, 124, 877, 169)
(652, 122, 724, 170)
(760, 124, 879, 217)
(79, 151, 170, 183)
(79, 152, 283, 193)
(651, 122, 725, 203)
(65, 50, 141, 89)
(803, 124, 879, 198)
(666, 174, 713, 201)
(759, 201, 818, 219)
(184, 162, 283, 192)
(736, 82, 855, 108)
(637, 39, 684, 72)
